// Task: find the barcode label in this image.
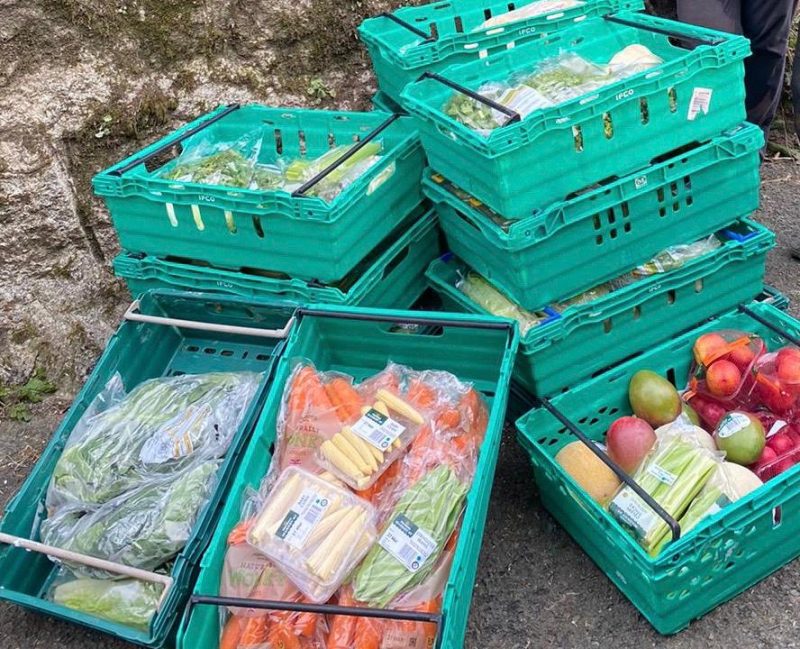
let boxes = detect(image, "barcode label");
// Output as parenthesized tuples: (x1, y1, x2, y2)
(352, 409, 406, 450)
(378, 514, 437, 573)
(610, 488, 658, 539)
(647, 463, 677, 486)
(275, 488, 330, 549)
(687, 87, 712, 121)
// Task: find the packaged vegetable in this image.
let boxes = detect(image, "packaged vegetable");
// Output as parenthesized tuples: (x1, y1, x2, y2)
(607, 44, 663, 77)
(457, 271, 552, 335)
(162, 129, 264, 188)
(352, 465, 467, 607)
(688, 330, 764, 406)
(41, 460, 219, 575)
(49, 574, 164, 630)
(219, 606, 327, 649)
(633, 235, 722, 276)
(477, 0, 584, 30)
(608, 432, 721, 555)
(247, 467, 377, 603)
(47, 371, 261, 511)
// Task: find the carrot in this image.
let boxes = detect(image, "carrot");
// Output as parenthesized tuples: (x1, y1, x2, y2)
(353, 617, 382, 649)
(220, 615, 244, 649)
(407, 379, 437, 411)
(292, 609, 318, 638)
(329, 377, 364, 420)
(239, 615, 271, 648)
(435, 408, 461, 430)
(288, 366, 334, 416)
(268, 622, 302, 649)
(460, 388, 488, 440)
(326, 591, 358, 649)
(227, 520, 251, 546)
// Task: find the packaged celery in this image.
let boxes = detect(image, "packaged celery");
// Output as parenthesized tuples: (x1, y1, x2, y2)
(608, 432, 721, 555)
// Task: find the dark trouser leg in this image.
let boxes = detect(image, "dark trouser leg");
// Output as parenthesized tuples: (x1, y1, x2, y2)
(741, 0, 795, 134)
(676, 0, 742, 35)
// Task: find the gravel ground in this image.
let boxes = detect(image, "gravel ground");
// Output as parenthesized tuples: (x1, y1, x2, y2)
(1, 161, 800, 648)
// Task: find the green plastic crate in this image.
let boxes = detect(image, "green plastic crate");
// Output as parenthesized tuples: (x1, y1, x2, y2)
(113, 206, 440, 310)
(401, 12, 750, 218)
(372, 90, 406, 114)
(93, 105, 425, 282)
(360, 0, 644, 105)
(177, 306, 519, 649)
(759, 284, 790, 311)
(427, 217, 775, 396)
(516, 302, 800, 634)
(424, 122, 762, 309)
(0, 291, 296, 647)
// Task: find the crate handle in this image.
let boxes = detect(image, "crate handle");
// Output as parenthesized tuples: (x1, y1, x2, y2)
(603, 14, 725, 46)
(377, 11, 436, 42)
(417, 71, 522, 126)
(296, 306, 514, 332)
(124, 299, 294, 339)
(185, 594, 441, 623)
(291, 114, 401, 197)
(535, 397, 682, 541)
(739, 304, 800, 347)
(0, 532, 173, 610)
(109, 104, 241, 176)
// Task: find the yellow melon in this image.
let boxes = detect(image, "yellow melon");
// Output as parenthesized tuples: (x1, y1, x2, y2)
(555, 441, 622, 504)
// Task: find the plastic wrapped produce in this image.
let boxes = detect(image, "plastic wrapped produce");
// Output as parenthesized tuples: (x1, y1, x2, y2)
(608, 432, 721, 555)
(633, 235, 722, 276)
(477, 0, 585, 30)
(162, 129, 264, 188)
(49, 574, 164, 630)
(458, 271, 552, 335)
(688, 330, 764, 406)
(246, 467, 377, 603)
(41, 460, 220, 575)
(47, 371, 261, 511)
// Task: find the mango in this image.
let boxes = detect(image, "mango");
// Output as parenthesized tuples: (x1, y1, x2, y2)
(628, 370, 681, 428)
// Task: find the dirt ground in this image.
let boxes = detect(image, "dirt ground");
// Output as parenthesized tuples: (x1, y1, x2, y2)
(1, 160, 800, 647)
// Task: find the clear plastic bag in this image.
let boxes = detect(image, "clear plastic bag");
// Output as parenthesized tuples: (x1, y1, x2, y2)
(608, 431, 722, 555)
(47, 371, 262, 511)
(48, 570, 164, 630)
(161, 129, 264, 189)
(41, 459, 220, 576)
(633, 235, 722, 277)
(688, 330, 764, 407)
(282, 142, 384, 202)
(457, 271, 551, 335)
(477, 0, 585, 30)
(246, 467, 377, 603)
(607, 44, 664, 78)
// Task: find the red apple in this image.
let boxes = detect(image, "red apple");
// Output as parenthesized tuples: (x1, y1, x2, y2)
(769, 432, 793, 455)
(606, 416, 656, 474)
(706, 359, 742, 398)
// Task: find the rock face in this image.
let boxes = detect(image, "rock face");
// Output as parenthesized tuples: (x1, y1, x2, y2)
(0, 0, 672, 393)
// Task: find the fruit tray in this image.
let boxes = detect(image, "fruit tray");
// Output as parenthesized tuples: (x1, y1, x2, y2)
(93, 104, 424, 282)
(177, 305, 518, 649)
(0, 291, 295, 647)
(401, 11, 749, 218)
(114, 205, 440, 310)
(516, 301, 800, 634)
(359, 0, 644, 104)
(426, 217, 774, 395)
(423, 122, 762, 309)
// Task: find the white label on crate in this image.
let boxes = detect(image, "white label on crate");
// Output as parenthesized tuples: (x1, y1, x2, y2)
(610, 489, 658, 539)
(367, 162, 396, 195)
(379, 514, 437, 573)
(687, 87, 713, 121)
(275, 488, 331, 549)
(717, 412, 751, 439)
(352, 409, 406, 450)
(647, 462, 677, 486)
(634, 175, 648, 190)
(140, 404, 211, 464)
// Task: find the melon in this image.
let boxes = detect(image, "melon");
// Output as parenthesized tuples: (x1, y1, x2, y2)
(555, 441, 622, 504)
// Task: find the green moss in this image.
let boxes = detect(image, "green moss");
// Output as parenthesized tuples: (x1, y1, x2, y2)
(0, 368, 57, 423)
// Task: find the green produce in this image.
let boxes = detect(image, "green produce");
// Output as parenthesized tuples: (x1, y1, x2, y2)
(681, 401, 701, 427)
(47, 371, 260, 509)
(609, 434, 719, 555)
(352, 465, 467, 606)
(713, 412, 765, 465)
(41, 460, 219, 575)
(628, 370, 682, 428)
(458, 271, 550, 335)
(163, 149, 255, 188)
(51, 577, 163, 630)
